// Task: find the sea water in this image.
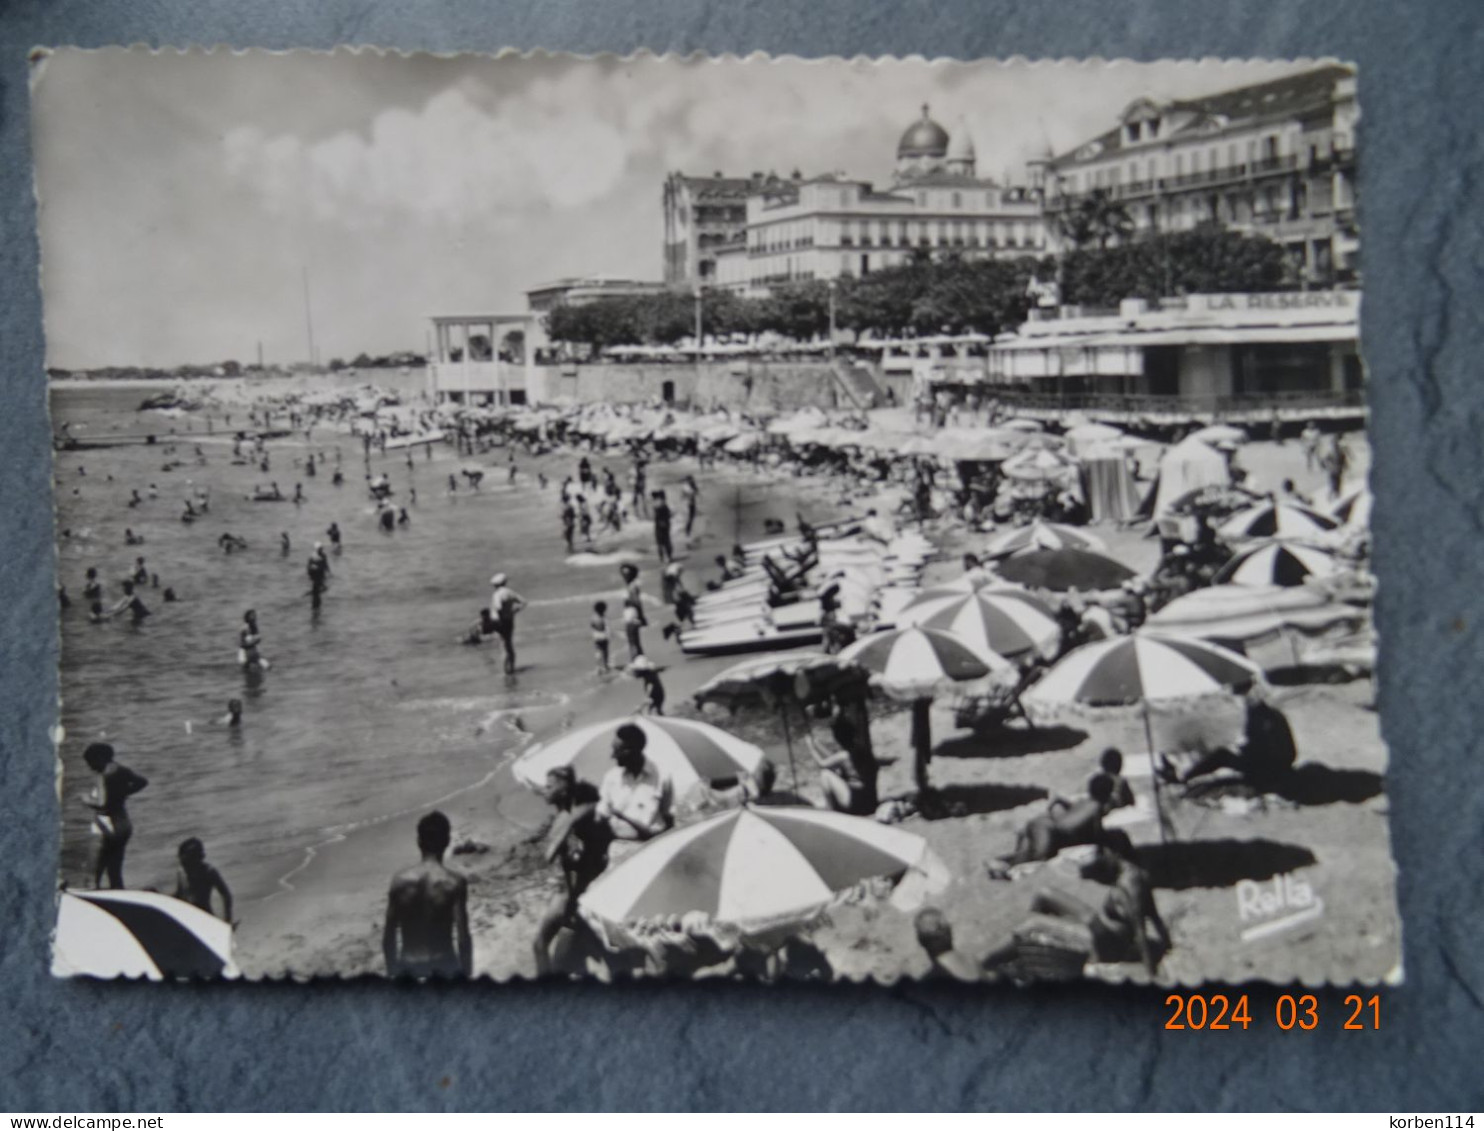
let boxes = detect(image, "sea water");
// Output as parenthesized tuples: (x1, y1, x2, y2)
(50, 383, 671, 909)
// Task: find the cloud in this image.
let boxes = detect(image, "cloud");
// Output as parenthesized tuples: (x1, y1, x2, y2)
(222, 83, 633, 228)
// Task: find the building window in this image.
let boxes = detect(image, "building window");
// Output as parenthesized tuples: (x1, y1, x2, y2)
(1174, 154, 1183, 177)
(916, 191, 927, 207)
(1228, 143, 1238, 170)
(1148, 119, 1160, 139)
(952, 191, 962, 208)
(1126, 122, 1142, 143)
(1191, 150, 1201, 174)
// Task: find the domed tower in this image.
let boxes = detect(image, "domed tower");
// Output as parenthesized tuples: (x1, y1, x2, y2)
(945, 117, 977, 177)
(895, 104, 950, 182)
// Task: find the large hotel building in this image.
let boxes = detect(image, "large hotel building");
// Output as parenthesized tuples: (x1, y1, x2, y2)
(1033, 64, 1358, 286)
(664, 107, 1046, 297)
(659, 64, 1357, 298)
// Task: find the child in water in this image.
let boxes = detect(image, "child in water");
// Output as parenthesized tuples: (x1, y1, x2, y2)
(238, 610, 269, 670)
(591, 601, 610, 675)
(629, 657, 666, 715)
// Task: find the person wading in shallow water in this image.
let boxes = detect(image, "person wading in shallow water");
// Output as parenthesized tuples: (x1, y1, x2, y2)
(383, 811, 472, 979)
(82, 742, 148, 890)
(488, 573, 526, 675)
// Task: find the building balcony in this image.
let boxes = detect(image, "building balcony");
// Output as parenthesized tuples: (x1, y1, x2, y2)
(1251, 154, 1299, 176)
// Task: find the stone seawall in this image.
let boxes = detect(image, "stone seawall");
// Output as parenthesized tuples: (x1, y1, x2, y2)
(527, 361, 850, 412)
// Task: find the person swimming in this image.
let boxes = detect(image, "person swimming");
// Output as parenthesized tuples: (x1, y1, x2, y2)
(107, 580, 151, 623)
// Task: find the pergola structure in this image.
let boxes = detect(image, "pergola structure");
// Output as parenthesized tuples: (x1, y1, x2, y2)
(426, 314, 539, 406)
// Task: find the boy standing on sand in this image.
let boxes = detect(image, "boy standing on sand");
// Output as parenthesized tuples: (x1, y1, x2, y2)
(174, 837, 234, 923)
(383, 811, 472, 979)
(83, 742, 148, 890)
(629, 656, 666, 715)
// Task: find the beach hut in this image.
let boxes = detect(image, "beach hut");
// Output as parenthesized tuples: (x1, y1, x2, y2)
(1148, 437, 1230, 520)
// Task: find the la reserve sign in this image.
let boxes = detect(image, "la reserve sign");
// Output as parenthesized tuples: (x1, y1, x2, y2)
(1190, 291, 1356, 313)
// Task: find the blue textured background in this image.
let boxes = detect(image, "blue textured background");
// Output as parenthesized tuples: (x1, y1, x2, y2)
(2, 0, 1481, 1112)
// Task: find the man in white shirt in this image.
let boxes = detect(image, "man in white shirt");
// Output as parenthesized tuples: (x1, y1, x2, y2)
(597, 724, 674, 841)
(488, 573, 526, 675)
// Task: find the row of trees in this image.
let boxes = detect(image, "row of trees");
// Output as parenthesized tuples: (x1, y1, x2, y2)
(544, 223, 1296, 352)
(545, 253, 1048, 354)
(1059, 225, 1290, 309)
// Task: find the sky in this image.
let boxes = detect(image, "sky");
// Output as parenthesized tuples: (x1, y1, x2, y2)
(31, 50, 1322, 369)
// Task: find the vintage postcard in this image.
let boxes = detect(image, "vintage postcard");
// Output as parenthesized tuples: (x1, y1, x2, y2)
(34, 49, 1397, 985)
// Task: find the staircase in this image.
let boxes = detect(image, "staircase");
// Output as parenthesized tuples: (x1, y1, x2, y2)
(831, 358, 888, 411)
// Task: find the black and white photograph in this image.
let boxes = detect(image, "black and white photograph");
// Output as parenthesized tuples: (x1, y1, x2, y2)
(34, 49, 1395, 986)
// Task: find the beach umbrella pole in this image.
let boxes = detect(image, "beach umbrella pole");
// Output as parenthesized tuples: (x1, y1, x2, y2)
(1142, 704, 1172, 844)
(912, 698, 933, 794)
(779, 695, 800, 795)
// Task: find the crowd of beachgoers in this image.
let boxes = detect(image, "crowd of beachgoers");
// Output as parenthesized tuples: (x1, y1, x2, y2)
(54, 377, 1393, 985)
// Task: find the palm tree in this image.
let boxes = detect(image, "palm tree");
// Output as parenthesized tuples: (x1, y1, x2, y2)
(1057, 187, 1136, 250)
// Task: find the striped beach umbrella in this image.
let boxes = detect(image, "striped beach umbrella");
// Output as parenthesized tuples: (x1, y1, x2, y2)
(896, 589, 1061, 662)
(1190, 423, 1248, 447)
(837, 626, 1007, 793)
(1213, 541, 1340, 587)
(1218, 501, 1338, 542)
(1024, 632, 1262, 711)
(512, 716, 765, 795)
(984, 521, 1108, 559)
(1329, 486, 1373, 528)
(53, 890, 238, 980)
(578, 806, 933, 936)
(692, 652, 835, 710)
(1024, 632, 1264, 841)
(835, 625, 1007, 701)
(993, 547, 1137, 592)
(1002, 447, 1080, 483)
(1064, 422, 1126, 446)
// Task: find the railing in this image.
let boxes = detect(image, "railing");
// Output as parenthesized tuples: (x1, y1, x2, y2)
(1251, 154, 1299, 175)
(1047, 156, 1301, 209)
